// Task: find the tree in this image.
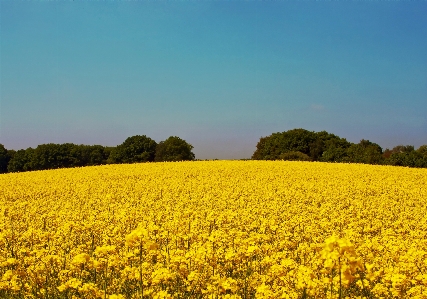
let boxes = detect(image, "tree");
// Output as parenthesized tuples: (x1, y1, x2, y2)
(154, 136, 195, 162)
(279, 151, 311, 161)
(70, 145, 110, 167)
(7, 148, 35, 172)
(252, 129, 351, 161)
(251, 136, 269, 160)
(391, 145, 415, 154)
(383, 145, 415, 159)
(320, 137, 352, 162)
(6, 143, 112, 172)
(314, 131, 351, 162)
(417, 145, 427, 157)
(251, 132, 284, 160)
(108, 135, 157, 164)
(321, 147, 347, 162)
(383, 149, 393, 159)
(386, 145, 427, 168)
(252, 129, 318, 160)
(345, 140, 383, 164)
(0, 144, 11, 173)
(29, 143, 78, 170)
(387, 151, 427, 168)
(87, 145, 110, 165)
(384, 145, 427, 168)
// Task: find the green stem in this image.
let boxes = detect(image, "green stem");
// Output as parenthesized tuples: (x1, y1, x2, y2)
(339, 257, 342, 299)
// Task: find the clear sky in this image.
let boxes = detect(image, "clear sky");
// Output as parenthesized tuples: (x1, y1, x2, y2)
(1, 1, 426, 159)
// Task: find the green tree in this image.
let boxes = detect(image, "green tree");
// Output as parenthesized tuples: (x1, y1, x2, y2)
(0, 144, 12, 173)
(417, 145, 427, 157)
(103, 146, 115, 162)
(108, 135, 157, 164)
(388, 151, 427, 167)
(251, 132, 283, 160)
(391, 145, 415, 154)
(70, 145, 110, 167)
(251, 136, 269, 160)
(7, 148, 35, 172)
(252, 128, 318, 160)
(87, 145, 110, 165)
(383, 145, 415, 159)
(314, 131, 351, 162)
(252, 129, 351, 161)
(320, 137, 352, 162)
(7, 144, 113, 172)
(29, 143, 78, 170)
(154, 136, 195, 162)
(345, 139, 383, 164)
(278, 151, 311, 161)
(386, 145, 427, 168)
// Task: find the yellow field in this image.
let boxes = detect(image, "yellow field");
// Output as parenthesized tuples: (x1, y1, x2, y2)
(1, 161, 426, 299)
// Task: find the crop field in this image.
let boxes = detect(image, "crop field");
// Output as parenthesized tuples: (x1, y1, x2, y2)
(1, 161, 427, 299)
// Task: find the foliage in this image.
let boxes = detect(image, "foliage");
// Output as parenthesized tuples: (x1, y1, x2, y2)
(252, 130, 427, 168)
(6, 144, 110, 172)
(107, 135, 157, 164)
(417, 145, 427, 157)
(252, 129, 352, 162)
(311, 131, 351, 161)
(154, 136, 195, 162)
(252, 128, 317, 160)
(3, 134, 193, 173)
(3, 130, 426, 173)
(0, 144, 12, 174)
(69, 145, 111, 167)
(1, 161, 427, 298)
(7, 148, 35, 173)
(382, 145, 427, 168)
(278, 151, 311, 161)
(392, 145, 415, 154)
(318, 134, 352, 163)
(29, 143, 76, 170)
(251, 136, 269, 160)
(344, 139, 384, 164)
(320, 148, 346, 163)
(387, 151, 427, 168)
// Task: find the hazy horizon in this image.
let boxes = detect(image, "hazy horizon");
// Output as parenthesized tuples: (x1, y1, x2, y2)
(1, 1, 426, 159)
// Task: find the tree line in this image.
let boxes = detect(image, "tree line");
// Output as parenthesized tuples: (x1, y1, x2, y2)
(1, 128, 426, 174)
(252, 128, 427, 167)
(0, 135, 195, 173)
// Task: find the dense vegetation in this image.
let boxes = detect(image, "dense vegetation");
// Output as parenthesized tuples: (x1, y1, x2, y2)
(154, 136, 195, 162)
(0, 135, 195, 173)
(1, 128, 426, 173)
(252, 128, 427, 168)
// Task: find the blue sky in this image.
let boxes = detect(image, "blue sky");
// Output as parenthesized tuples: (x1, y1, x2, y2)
(1, 1, 426, 159)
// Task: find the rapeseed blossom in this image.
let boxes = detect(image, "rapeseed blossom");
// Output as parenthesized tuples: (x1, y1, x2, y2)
(0, 161, 426, 298)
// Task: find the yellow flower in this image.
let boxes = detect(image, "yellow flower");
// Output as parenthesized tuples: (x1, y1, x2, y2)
(71, 253, 90, 267)
(1, 160, 426, 298)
